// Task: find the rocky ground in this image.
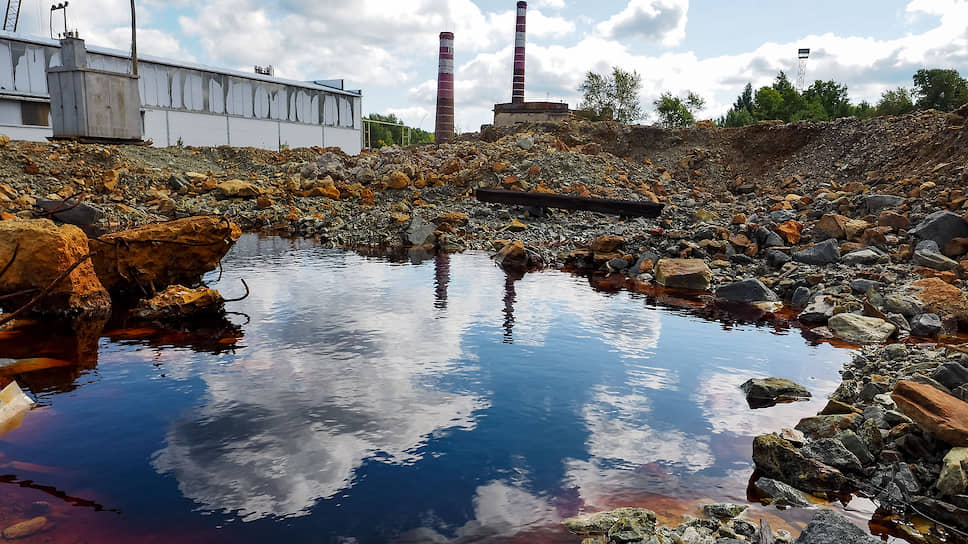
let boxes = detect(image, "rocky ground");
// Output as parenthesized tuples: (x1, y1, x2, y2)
(2, 106, 968, 542)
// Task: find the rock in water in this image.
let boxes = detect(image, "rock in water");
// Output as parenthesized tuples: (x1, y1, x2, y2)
(741, 378, 811, 408)
(716, 279, 779, 303)
(133, 286, 225, 320)
(562, 507, 656, 536)
(751, 434, 850, 495)
(794, 509, 880, 544)
(702, 503, 747, 519)
(494, 241, 540, 274)
(827, 314, 896, 344)
(909, 210, 968, 247)
(89, 216, 241, 293)
(1, 517, 48, 540)
(892, 380, 968, 446)
(793, 239, 840, 265)
(654, 259, 712, 290)
(0, 219, 110, 315)
(753, 478, 813, 507)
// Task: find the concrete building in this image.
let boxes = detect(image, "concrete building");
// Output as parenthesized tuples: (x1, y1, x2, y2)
(0, 31, 363, 154)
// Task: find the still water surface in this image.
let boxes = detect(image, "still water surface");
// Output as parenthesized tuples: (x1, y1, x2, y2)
(0, 235, 854, 542)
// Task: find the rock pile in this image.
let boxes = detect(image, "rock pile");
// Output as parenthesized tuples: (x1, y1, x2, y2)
(750, 344, 968, 537)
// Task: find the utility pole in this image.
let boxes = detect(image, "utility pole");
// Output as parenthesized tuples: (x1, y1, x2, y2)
(130, 0, 138, 76)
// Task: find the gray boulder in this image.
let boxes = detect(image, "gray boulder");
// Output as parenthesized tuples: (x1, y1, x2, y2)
(404, 215, 436, 246)
(754, 478, 813, 508)
(794, 239, 840, 266)
(716, 279, 779, 303)
(741, 378, 811, 407)
(36, 198, 101, 227)
(801, 438, 864, 473)
(828, 314, 896, 343)
(798, 297, 835, 324)
(795, 509, 881, 544)
(910, 313, 942, 337)
(770, 210, 797, 223)
(766, 249, 792, 268)
(912, 248, 959, 270)
(910, 210, 968, 247)
(791, 286, 812, 308)
(849, 279, 882, 294)
(932, 362, 968, 391)
(702, 503, 747, 520)
(841, 248, 888, 266)
(864, 194, 905, 214)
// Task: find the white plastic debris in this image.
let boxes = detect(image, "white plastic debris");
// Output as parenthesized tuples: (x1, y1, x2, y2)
(0, 381, 34, 436)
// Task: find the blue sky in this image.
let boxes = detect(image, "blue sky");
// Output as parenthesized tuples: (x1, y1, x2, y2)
(13, 0, 968, 131)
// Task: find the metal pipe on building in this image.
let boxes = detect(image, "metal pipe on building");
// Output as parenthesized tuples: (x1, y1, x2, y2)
(511, 1, 526, 104)
(434, 31, 455, 145)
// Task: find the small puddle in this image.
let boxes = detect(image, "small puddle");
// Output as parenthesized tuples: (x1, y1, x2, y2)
(0, 234, 866, 543)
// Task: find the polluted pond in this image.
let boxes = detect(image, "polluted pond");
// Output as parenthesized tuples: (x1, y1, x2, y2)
(3, 232, 940, 544)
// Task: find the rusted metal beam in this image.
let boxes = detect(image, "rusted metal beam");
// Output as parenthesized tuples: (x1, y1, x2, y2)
(475, 188, 664, 218)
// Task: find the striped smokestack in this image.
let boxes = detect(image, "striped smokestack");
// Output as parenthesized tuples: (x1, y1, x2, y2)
(435, 32, 455, 145)
(511, 1, 527, 104)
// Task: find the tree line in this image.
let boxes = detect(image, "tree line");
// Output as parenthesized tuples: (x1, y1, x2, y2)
(578, 67, 968, 128)
(364, 113, 434, 148)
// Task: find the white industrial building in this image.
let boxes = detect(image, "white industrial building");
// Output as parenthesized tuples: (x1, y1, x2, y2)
(0, 31, 363, 154)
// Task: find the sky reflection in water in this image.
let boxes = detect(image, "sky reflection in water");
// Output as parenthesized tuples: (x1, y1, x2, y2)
(0, 235, 852, 543)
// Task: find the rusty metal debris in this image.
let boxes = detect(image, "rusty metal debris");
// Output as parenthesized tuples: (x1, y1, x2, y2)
(475, 188, 664, 218)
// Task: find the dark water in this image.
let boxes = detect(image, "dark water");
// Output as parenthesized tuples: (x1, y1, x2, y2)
(0, 234, 858, 543)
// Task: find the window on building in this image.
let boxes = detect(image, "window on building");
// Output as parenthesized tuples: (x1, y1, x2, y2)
(21, 102, 50, 126)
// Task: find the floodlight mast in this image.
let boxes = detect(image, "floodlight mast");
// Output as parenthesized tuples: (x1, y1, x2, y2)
(797, 48, 810, 92)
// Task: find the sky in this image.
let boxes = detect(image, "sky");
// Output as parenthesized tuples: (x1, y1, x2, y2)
(13, 0, 968, 132)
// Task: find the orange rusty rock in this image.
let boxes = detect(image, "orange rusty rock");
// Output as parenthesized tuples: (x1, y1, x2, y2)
(527, 165, 541, 178)
(729, 234, 751, 249)
(654, 259, 712, 290)
(776, 220, 803, 244)
(589, 235, 625, 253)
(491, 161, 509, 173)
(912, 277, 968, 327)
(892, 380, 968, 446)
(943, 238, 968, 258)
(816, 214, 849, 239)
(360, 188, 374, 207)
(913, 268, 959, 283)
(840, 242, 867, 254)
(255, 195, 273, 210)
(133, 285, 225, 320)
(386, 171, 411, 190)
(0, 219, 110, 315)
(502, 175, 519, 187)
(732, 213, 748, 225)
(89, 216, 241, 293)
(434, 211, 469, 227)
(878, 211, 911, 230)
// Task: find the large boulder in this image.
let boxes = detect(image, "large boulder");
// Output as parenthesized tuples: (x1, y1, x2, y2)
(741, 377, 811, 407)
(892, 380, 968, 446)
(753, 478, 813, 508)
(751, 434, 851, 495)
(793, 239, 840, 266)
(0, 219, 110, 315)
(827, 314, 896, 344)
(716, 279, 779, 303)
(795, 509, 880, 544)
(89, 216, 241, 292)
(911, 278, 968, 328)
(562, 507, 656, 537)
(654, 259, 712, 290)
(912, 247, 959, 270)
(936, 447, 968, 497)
(133, 286, 225, 320)
(910, 211, 968, 248)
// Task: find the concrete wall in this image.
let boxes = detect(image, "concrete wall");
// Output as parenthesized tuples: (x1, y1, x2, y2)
(494, 110, 569, 127)
(0, 32, 363, 154)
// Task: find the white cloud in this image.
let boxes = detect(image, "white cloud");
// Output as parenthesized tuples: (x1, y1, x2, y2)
(597, 0, 689, 46)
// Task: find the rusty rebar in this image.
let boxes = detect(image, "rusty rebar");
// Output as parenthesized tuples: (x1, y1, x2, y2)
(223, 278, 249, 303)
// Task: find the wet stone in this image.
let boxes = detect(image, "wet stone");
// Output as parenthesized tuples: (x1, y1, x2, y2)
(741, 378, 811, 407)
(800, 438, 864, 473)
(798, 296, 835, 324)
(794, 509, 880, 544)
(910, 313, 942, 337)
(753, 477, 813, 508)
(716, 279, 779, 303)
(793, 239, 840, 266)
(702, 503, 747, 520)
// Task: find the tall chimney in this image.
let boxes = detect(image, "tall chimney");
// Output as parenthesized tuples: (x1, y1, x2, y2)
(435, 32, 455, 145)
(511, 1, 527, 104)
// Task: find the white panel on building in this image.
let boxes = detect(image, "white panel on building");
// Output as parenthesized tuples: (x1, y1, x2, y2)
(323, 94, 337, 126)
(270, 90, 286, 120)
(167, 110, 228, 147)
(228, 116, 277, 148)
(280, 122, 323, 149)
(48, 51, 61, 69)
(288, 91, 297, 122)
(0, 42, 12, 90)
(254, 85, 270, 119)
(185, 72, 203, 111)
(142, 109, 169, 146)
(296, 90, 311, 123)
(310, 95, 320, 125)
(26, 46, 47, 94)
(0, 99, 20, 123)
(170, 70, 182, 109)
(156, 67, 171, 108)
(338, 96, 353, 127)
(324, 126, 361, 155)
(209, 78, 224, 114)
(353, 97, 362, 130)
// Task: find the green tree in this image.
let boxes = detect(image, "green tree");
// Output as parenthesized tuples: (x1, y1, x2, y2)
(802, 80, 852, 119)
(364, 114, 434, 148)
(653, 91, 705, 127)
(733, 82, 754, 114)
(875, 87, 915, 117)
(578, 66, 645, 124)
(753, 87, 785, 121)
(912, 68, 968, 111)
(771, 72, 803, 121)
(852, 100, 874, 119)
(718, 107, 755, 127)
(791, 100, 828, 122)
